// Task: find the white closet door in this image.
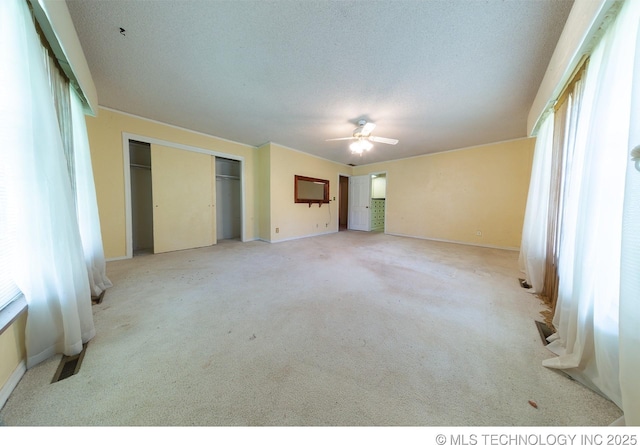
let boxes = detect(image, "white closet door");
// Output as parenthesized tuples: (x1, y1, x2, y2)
(348, 175, 372, 231)
(151, 144, 214, 253)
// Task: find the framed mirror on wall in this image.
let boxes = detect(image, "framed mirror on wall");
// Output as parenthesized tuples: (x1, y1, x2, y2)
(294, 175, 330, 207)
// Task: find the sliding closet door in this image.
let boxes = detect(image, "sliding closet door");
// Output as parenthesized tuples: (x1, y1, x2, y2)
(151, 144, 214, 253)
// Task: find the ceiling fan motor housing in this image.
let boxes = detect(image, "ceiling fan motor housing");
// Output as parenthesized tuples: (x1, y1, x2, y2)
(325, 120, 397, 146)
(354, 120, 374, 137)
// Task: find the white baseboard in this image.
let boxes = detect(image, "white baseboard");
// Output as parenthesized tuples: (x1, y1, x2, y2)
(106, 256, 129, 262)
(385, 232, 520, 252)
(267, 230, 338, 244)
(0, 360, 26, 411)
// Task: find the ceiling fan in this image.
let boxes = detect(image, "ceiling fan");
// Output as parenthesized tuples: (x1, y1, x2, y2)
(326, 120, 399, 155)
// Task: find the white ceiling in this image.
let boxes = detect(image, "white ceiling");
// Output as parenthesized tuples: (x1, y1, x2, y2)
(66, 0, 574, 166)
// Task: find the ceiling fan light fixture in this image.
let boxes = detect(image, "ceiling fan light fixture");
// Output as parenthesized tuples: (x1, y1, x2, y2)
(350, 139, 373, 154)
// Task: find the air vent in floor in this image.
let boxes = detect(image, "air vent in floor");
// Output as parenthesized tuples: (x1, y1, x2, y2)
(52, 343, 88, 383)
(535, 320, 553, 346)
(519, 278, 532, 289)
(92, 290, 106, 305)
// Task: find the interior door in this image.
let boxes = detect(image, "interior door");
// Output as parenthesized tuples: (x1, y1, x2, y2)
(348, 174, 371, 231)
(151, 144, 214, 253)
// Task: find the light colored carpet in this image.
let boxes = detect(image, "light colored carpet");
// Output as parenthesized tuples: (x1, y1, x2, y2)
(0, 231, 623, 425)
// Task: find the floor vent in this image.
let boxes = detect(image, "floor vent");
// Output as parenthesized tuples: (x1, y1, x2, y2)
(519, 278, 532, 289)
(52, 343, 88, 383)
(535, 320, 553, 346)
(92, 290, 106, 305)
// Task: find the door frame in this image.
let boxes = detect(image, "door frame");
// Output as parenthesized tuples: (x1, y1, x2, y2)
(122, 132, 246, 259)
(344, 171, 388, 233)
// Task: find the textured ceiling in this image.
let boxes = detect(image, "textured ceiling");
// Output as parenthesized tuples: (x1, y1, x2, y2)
(66, 0, 574, 166)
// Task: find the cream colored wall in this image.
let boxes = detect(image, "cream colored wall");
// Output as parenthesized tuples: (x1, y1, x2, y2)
(353, 138, 535, 249)
(268, 144, 352, 242)
(86, 107, 532, 254)
(256, 143, 272, 241)
(85, 108, 258, 259)
(0, 313, 26, 391)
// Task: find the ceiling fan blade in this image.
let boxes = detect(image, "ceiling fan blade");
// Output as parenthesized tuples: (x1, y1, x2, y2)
(326, 137, 357, 141)
(361, 122, 376, 136)
(369, 136, 399, 145)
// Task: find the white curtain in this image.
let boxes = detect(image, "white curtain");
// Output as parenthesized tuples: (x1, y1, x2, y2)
(71, 90, 113, 297)
(518, 113, 554, 293)
(0, 0, 95, 367)
(44, 46, 75, 193)
(542, 0, 640, 424)
(618, 0, 640, 424)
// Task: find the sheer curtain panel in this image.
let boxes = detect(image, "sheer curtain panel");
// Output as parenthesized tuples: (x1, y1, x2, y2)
(518, 114, 553, 293)
(44, 47, 75, 194)
(542, 0, 640, 424)
(71, 90, 113, 297)
(618, 0, 640, 424)
(1, 0, 95, 367)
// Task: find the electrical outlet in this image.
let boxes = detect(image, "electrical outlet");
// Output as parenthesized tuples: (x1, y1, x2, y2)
(275, 227, 279, 233)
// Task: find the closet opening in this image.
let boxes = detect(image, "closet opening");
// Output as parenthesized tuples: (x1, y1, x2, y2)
(129, 140, 153, 256)
(215, 157, 241, 241)
(124, 134, 246, 257)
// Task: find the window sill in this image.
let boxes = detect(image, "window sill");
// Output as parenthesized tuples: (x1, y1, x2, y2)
(0, 295, 27, 336)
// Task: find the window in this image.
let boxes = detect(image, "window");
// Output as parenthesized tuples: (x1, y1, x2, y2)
(0, 161, 21, 311)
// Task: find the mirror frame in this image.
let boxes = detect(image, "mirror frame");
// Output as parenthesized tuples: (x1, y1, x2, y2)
(294, 175, 330, 207)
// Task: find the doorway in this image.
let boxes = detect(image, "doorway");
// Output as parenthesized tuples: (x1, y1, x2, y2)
(346, 172, 387, 233)
(215, 157, 242, 241)
(339, 175, 349, 231)
(129, 140, 153, 255)
(370, 173, 386, 232)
